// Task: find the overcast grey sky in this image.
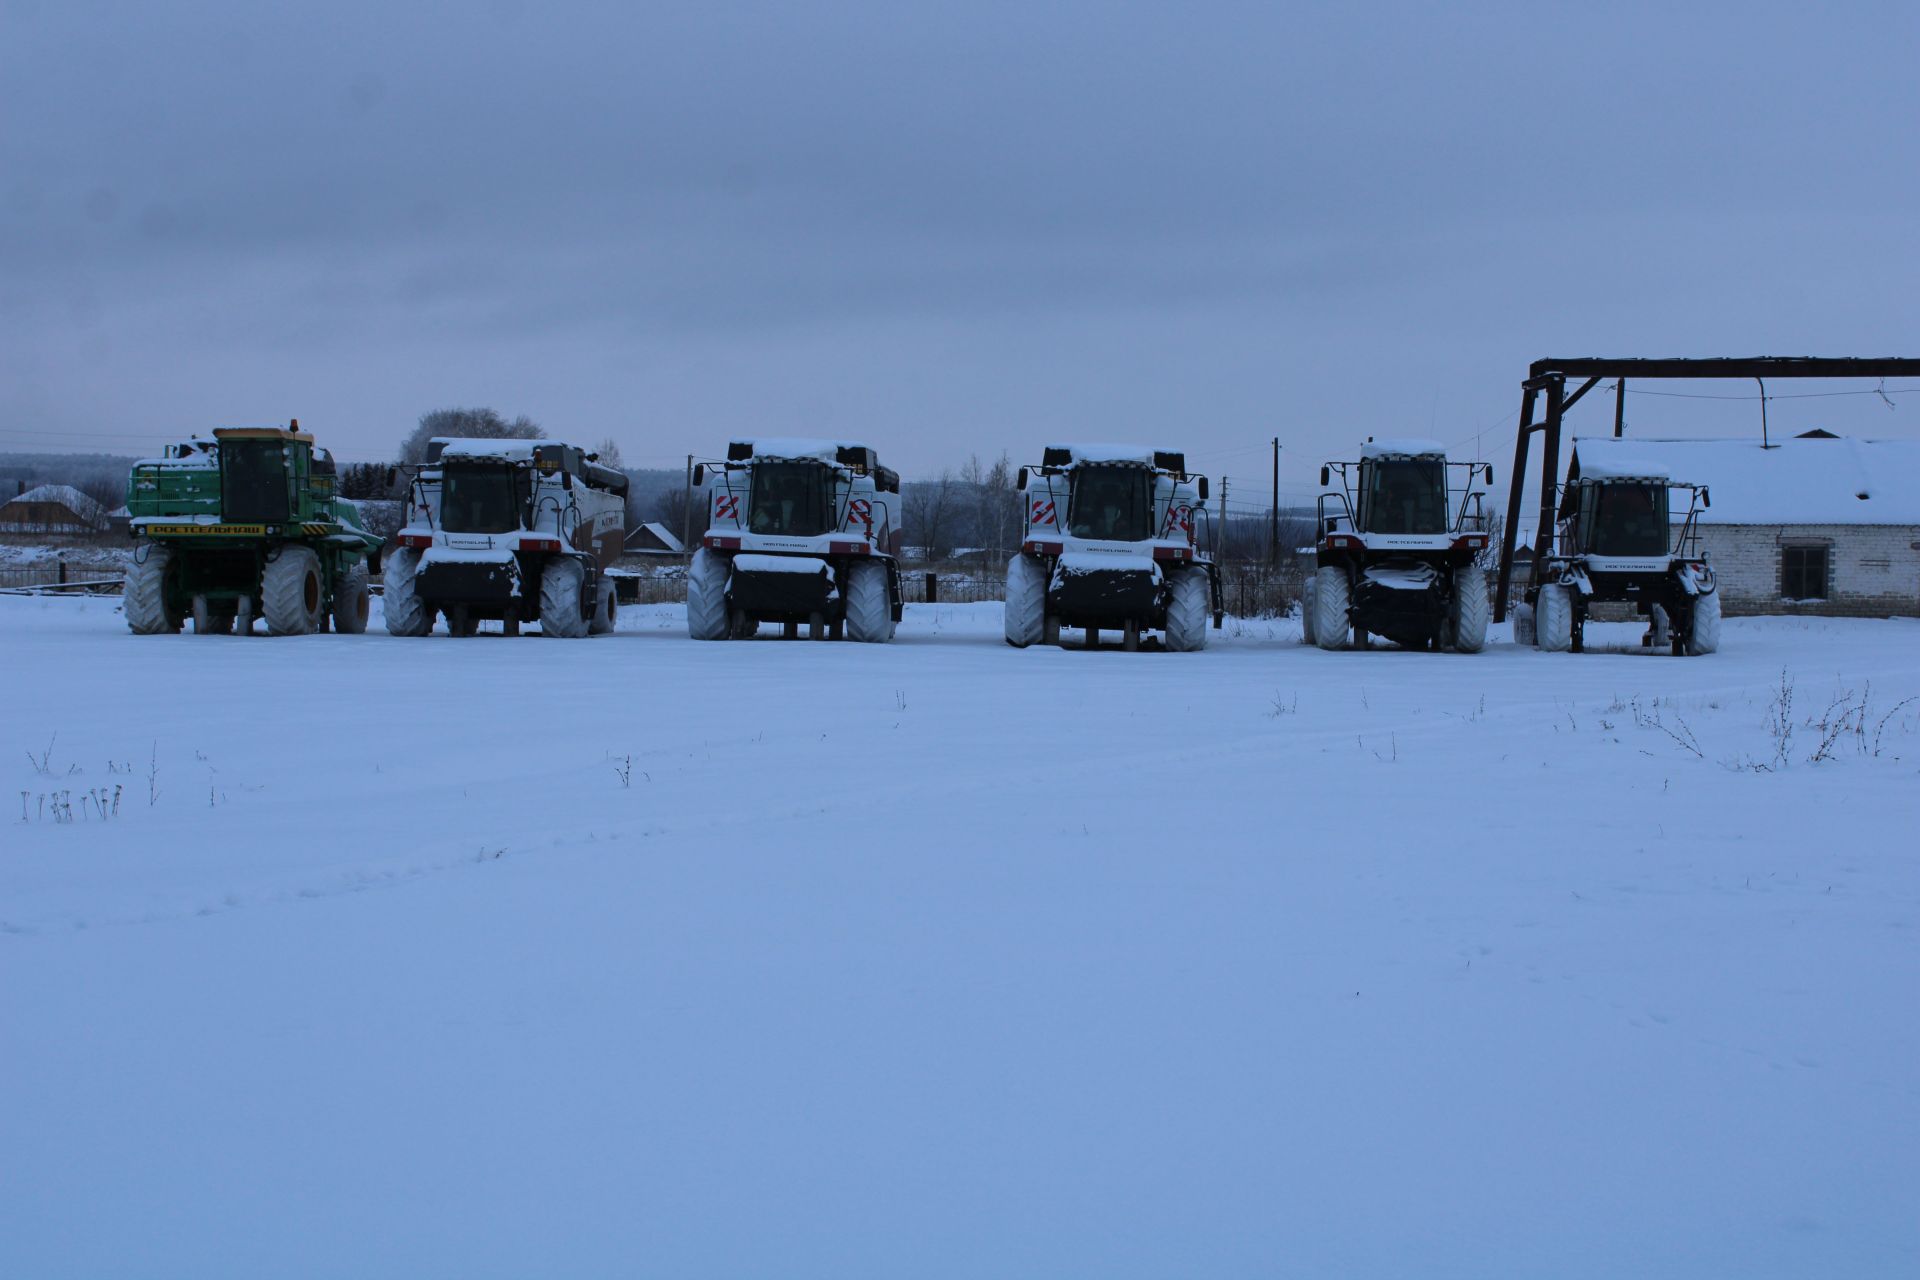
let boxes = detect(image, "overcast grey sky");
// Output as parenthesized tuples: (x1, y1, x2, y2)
(4, 0, 1917, 498)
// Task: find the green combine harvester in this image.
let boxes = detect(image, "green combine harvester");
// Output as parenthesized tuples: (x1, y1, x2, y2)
(123, 421, 384, 635)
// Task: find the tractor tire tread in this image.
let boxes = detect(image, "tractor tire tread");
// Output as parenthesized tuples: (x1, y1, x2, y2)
(687, 548, 731, 640)
(1004, 553, 1045, 648)
(125, 545, 180, 634)
(845, 559, 892, 642)
(263, 545, 322, 636)
(1312, 565, 1351, 651)
(539, 558, 589, 638)
(1165, 566, 1209, 651)
(1450, 566, 1490, 653)
(382, 548, 433, 636)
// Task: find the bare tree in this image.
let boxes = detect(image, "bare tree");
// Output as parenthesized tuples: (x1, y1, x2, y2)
(653, 485, 693, 544)
(593, 437, 624, 468)
(399, 408, 541, 463)
(960, 452, 1019, 558)
(903, 469, 958, 561)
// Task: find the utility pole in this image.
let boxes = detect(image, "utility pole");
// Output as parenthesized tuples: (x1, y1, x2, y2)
(1218, 475, 1229, 560)
(681, 453, 694, 555)
(1269, 436, 1280, 567)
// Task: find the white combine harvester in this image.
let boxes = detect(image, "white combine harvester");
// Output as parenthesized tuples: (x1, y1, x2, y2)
(1306, 439, 1494, 652)
(688, 438, 904, 641)
(385, 437, 627, 637)
(1515, 436, 1720, 656)
(1005, 444, 1220, 651)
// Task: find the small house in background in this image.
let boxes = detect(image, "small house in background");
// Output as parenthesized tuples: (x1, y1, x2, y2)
(0, 483, 110, 535)
(1568, 434, 1920, 617)
(622, 521, 685, 557)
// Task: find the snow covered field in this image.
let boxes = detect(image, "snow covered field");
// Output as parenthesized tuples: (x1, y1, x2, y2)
(4, 595, 1917, 1277)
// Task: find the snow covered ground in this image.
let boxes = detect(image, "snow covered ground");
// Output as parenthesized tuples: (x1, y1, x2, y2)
(4, 596, 1917, 1277)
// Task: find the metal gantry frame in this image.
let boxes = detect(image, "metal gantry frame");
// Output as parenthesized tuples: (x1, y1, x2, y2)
(1494, 356, 1920, 621)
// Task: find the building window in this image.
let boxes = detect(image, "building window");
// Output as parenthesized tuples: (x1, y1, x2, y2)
(1781, 544, 1829, 600)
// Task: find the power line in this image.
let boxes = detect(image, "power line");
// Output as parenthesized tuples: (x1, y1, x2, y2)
(1625, 385, 1916, 403)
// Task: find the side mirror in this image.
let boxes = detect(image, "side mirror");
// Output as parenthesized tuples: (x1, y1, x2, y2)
(1016, 467, 1028, 492)
(1196, 476, 1209, 501)
(1319, 465, 1330, 487)
(1701, 487, 1711, 508)
(1484, 464, 1495, 485)
(692, 463, 706, 486)
(562, 473, 573, 491)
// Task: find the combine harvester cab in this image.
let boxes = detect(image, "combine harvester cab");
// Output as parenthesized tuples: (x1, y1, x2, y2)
(385, 438, 627, 637)
(687, 438, 904, 641)
(1307, 440, 1494, 652)
(1005, 444, 1221, 651)
(1516, 437, 1719, 656)
(123, 421, 382, 636)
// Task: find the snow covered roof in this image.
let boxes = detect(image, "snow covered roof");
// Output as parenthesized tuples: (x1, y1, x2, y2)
(1052, 445, 1152, 466)
(435, 437, 567, 462)
(1567, 440, 1671, 483)
(623, 521, 684, 553)
(1359, 438, 1446, 460)
(1569, 435, 1920, 525)
(731, 437, 870, 463)
(1, 484, 109, 526)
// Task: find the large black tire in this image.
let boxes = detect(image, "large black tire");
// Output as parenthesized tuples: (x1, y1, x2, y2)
(382, 547, 432, 637)
(190, 594, 232, 635)
(1510, 601, 1534, 647)
(264, 545, 323, 635)
(1647, 603, 1672, 649)
(1450, 566, 1489, 654)
(125, 544, 182, 634)
(687, 548, 731, 641)
(590, 576, 618, 635)
(1004, 553, 1045, 648)
(1312, 565, 1350, 651)
(1535, 583, 1574, 652)
(1687, 589, 1721, 656)
(1300, 574, 1318, 646)
(539, 558, 589, 638)
(333, 562, 370, 634)
(845, 560, 893, 643)
(1165, 566, 1210, 652)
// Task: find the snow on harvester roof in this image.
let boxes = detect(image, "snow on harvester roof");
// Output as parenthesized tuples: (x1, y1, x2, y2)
(1047, 443, 1158, 466)
(1569, 434, 1920, 525)
(1041, 444, 1192, 472)
(434, 437, 570, 462)
(1359, 438, 1446, 460)
(1567, 439, 1672, 483)
(730, 438, 874, 463)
